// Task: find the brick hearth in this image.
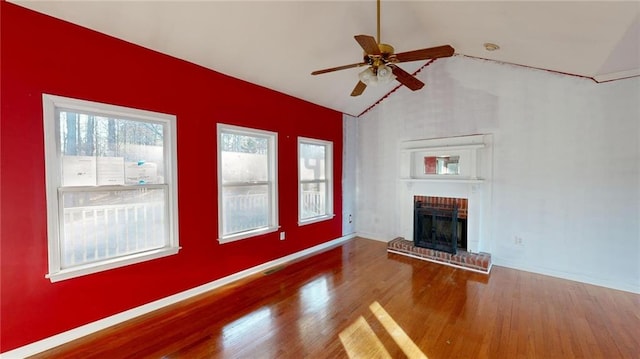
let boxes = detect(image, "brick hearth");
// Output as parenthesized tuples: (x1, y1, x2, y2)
(387, 237, 491, 274)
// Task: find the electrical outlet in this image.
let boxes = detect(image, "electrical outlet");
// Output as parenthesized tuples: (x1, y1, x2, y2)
(280, 232, 285, 240)
(514, 236, 523, 246)
(348, 214, 353, 224)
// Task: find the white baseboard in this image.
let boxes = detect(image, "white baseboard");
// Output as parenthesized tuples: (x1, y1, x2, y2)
(1, 234, 355, 358)
(355, 232, 393, 242)
(492, 257, 640, 294)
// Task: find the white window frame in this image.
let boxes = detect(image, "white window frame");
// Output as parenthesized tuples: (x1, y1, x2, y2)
(217, 124, 278, 243)
(42, 94, 180, 282)
(298, 137, 334, 225)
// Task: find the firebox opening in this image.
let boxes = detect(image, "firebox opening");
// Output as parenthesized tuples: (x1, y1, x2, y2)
(413, 196, 468, 255)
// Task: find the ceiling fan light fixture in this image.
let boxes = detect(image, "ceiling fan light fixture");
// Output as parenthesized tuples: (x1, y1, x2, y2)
(377, 64, 394, 83)
(359, 67, 378, 86)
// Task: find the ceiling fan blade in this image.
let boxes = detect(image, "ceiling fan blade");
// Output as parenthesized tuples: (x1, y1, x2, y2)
(350, 81, 367, 97)
(311, 62, 368, 75)
(354, 35, 381, 55)
(394, 45, 454, 63)
(391, 66, 425, 91)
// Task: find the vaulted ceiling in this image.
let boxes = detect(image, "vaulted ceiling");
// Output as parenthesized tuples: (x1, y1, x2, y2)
(12, 1, 640, 117)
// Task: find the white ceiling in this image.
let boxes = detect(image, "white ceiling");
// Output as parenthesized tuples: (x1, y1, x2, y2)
(12, 1, 640, 117)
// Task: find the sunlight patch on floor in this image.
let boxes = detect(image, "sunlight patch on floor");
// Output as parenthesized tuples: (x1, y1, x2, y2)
(369, 301, 428, 359)
(339, 302, 428, 359)
(339, 316, 392, 359)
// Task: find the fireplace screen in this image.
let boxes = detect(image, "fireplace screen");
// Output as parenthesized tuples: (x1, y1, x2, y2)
(413, 196, 467, 254)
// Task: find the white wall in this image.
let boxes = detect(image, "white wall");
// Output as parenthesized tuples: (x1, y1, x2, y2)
(354, 56, 640, 293)
(342, 116, 357, 236)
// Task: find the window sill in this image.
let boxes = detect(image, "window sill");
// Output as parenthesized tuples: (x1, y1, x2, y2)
(46, 246, 181, 282)
(298, 214, 335, 226)
(218, 226, 279, 244)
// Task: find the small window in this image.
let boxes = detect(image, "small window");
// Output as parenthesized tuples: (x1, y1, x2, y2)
(217, 124, 278, 243)
(298, 137, 333, 224)
(42, 94, 179, 282)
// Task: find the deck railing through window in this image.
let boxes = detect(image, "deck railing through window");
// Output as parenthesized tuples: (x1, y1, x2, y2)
(222, 190, 325, 235)
(62, 202, 166, 268)
(222, 192, 269, 235)
(301, 190, 325, 218)
(64, 191, 327, 263)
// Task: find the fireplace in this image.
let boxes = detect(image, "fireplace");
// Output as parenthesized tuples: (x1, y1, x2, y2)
(398, 134, 493, 255)
(413, 196, 467, 254)
(393, 135, 492, 271)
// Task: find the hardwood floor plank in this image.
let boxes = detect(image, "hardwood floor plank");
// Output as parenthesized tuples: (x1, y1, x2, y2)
(29, 237, 640, 359)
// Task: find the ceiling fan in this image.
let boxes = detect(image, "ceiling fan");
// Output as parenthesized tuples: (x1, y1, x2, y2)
(311, 0, 455, 97)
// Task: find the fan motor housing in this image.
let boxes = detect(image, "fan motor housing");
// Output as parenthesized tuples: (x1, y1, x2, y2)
(364, 43, 395, 65)
(378, 43, 394, 56)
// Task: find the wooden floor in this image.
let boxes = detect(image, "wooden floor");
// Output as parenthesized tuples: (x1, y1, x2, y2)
(32, 237, 640, 359)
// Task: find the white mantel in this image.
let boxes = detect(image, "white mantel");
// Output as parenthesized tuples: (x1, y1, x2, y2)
(398, 134, 493, 254)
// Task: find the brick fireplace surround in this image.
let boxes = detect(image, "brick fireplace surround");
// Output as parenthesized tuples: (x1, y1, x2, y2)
(387, 195, 491, 274)
(387, 238, 492, 274)
(414, 196, 468, 218)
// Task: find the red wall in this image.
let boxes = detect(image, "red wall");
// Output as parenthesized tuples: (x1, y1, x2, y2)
(0, 2, 343, 352)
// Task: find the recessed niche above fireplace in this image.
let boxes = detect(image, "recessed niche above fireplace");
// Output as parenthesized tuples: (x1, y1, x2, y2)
(424, 156, 460, 175)
(400, 134, 485, 183)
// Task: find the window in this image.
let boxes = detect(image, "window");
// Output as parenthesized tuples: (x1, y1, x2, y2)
(298, 137, 333, 224)
(217, 124, 278, 243)
(43, 94, 179, 282)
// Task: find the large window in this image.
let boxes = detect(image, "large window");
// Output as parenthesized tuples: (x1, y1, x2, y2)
(217, 124, 278, 243)
(298, 137, 333, 224)
(43, 94, 179, 282)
